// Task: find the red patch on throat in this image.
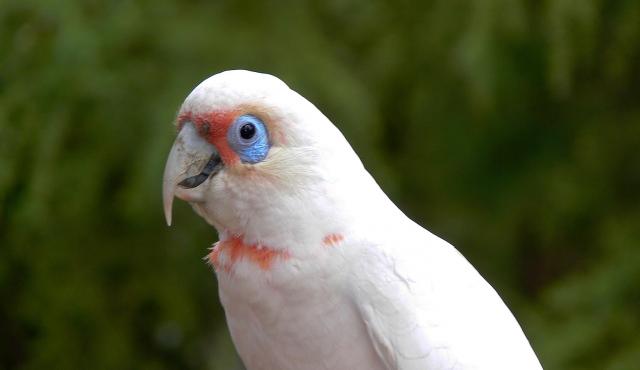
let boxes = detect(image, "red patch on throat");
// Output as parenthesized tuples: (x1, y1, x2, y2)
(208, 235, 290, 272)
(323, 233, 344, 247)
(178, 110, 240, 165)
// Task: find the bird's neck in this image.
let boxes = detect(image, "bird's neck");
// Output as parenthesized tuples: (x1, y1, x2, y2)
(214, 167, 402, 260)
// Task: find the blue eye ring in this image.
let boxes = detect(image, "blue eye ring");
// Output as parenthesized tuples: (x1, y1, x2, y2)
(227, 114, 270, 164)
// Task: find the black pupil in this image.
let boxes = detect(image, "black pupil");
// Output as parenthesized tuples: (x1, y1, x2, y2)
(240, 123, 256, 140)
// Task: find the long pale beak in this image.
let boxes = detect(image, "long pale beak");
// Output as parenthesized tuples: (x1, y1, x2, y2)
(162, 122, 221, 226)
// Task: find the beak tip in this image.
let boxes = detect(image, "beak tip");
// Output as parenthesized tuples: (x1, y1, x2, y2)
(163, 187, 175, 227)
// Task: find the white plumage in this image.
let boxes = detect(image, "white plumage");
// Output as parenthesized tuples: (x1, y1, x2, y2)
(162, 70, 543, 370)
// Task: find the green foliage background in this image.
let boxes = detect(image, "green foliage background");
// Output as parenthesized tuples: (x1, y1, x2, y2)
(1, 0, 639, 369)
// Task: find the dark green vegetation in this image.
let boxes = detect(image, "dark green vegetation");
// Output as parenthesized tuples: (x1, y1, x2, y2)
(1, 1, 639, 369)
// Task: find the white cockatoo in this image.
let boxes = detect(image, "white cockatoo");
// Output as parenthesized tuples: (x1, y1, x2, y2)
(162, 70, 543, 370)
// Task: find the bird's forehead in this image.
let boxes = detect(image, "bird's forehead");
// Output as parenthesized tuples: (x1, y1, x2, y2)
(177, 109, 236, 131)
(177, 89, 261, 133)
(180, 88, 245, 118)
(175, 71, 306, 147)
(181, 70, 290, 114)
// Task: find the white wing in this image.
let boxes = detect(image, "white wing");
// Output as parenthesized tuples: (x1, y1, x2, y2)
(349, 220, 543, 370)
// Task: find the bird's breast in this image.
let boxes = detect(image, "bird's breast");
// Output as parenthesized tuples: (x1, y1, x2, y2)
(215, 254, 387, 370)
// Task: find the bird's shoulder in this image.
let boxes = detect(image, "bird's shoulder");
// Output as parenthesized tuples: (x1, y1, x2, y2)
(343, 220, 542, 370)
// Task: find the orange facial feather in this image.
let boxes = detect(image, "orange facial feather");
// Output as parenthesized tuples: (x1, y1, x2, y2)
(208, 235, 290, 272)
(322, 233, 344, 247)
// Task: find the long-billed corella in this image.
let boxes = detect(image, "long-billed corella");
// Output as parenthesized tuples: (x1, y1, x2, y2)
(162, 70, 543, 370)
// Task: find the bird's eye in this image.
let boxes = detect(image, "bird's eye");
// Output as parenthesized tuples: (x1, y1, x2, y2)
(240, 123, 256, 140)
(227, 114, 270, 163)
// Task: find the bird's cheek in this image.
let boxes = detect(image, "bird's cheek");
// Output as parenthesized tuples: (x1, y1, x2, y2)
(196, 183, 239, 231)
(174, 187, 206, 203)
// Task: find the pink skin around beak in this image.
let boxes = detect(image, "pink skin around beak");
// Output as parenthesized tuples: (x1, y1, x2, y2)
(162, 122, 219, 226)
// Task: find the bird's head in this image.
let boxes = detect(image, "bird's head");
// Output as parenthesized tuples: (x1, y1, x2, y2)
(163, 70, 377, 252)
